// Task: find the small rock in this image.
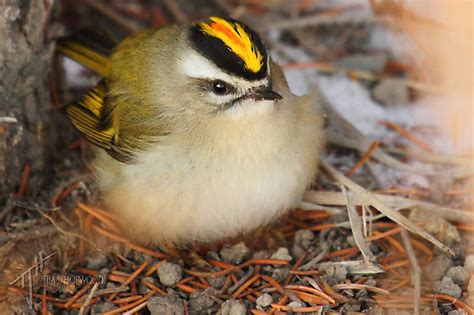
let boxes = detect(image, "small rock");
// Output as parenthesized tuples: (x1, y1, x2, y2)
(287, 301, 304, 308)
(323, 265, 348, 283)
(207, 276, 226, 289)
(271, 268, 289, 282)
(467, 275, 474, 308)
(468, 275, 474, 294)
(446, 266, 469, 285)
(423, 255, 453, 281)
(217, 299, 246, 315)
(270, 247, 292, 262)
(86, 251, 108, 269)
(147, 289, 184, 315)
(256, 293, 273, 307)
(157, 262, 183, 287)
(291, 244, 305, 258)
(434, 277, 462, 298)
(346, 235, 357, 247)
(294, 229, 315, 249)
(92, 301, 115, 313)
(410, 209, 461, 244)
(189, 288, 216, 313)
(220, 242, 249, 264)
(464, 255, 474, 274)
(372, 78, 409, 106)
(333, 53, 388, 73)
(252, 250, 269, 260)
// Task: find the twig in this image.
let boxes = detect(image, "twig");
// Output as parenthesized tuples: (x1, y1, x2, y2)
(320, 160, 454, 256)
(304, 190, 474, 222)
(78, 281, 99, 315)
(346, 140, 381, 177)
(342, 185, 376, 264)
(36, 205, 96, 247)
(400, 229, 421, 315)
(266, 13, 384, 31)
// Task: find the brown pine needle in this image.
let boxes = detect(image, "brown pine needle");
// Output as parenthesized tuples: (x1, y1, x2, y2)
(16, 163, 30, 196)
(426, 294, 474, 315)
(108, 260, 151, 301)
(145, 261, 164, 276)
(346, 140, 381, 177)
(78, 203, 120, 231)
(261, 275, 286, 296)
(232, 274, 260, 298)
(285, 285, 335, 304)
(103, 289, 156, 314)
(65, 276, 97, 308)
(381, 121, 434, 152)
(143, 280, 167, 296)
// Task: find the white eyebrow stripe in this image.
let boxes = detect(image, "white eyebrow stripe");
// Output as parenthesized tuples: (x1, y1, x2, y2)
(178, 49, 268, 89)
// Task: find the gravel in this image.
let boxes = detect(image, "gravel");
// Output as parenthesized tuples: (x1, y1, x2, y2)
(157, 262, 183, 287)
(189, 288, 216, 314)
(270, 247, 293, 262)
(464, 255, 474, 274)
(294, 229, 315, 249)
(92, 301, 115, 313)
(220, 242, 249, 264)
(423, 255, 453, 281)
(216, 299, 246, 315)
(434, 277, 462, 298)
(147, 289, 184, 315)
(256, 293, 273, 307)
(446, 266, 469, 285)
(372, 78, 409, 106)
(323, 264, 348, 284)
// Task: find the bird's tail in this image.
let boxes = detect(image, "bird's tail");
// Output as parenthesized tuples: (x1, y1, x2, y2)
(56, 28, 117, 77)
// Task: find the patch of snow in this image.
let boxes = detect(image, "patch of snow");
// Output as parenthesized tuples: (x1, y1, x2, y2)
(63, 58, 96, 88)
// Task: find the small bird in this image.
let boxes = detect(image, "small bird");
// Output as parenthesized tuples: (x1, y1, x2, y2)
(58, 17, 324, 245)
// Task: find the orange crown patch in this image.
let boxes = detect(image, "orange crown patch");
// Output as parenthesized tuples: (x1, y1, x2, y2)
(198, 17, 264, 73)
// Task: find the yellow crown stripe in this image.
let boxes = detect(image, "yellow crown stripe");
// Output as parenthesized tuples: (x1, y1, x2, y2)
(199, 17, 263, 73)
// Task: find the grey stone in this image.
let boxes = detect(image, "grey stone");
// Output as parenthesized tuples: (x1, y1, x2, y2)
(157, 262, 183, 287)
(220, 242, 249, 264)
(446, 266, 469, 285)
(464, 255, 474, 274)
(256, 293, 273, 307)
(372, 78, 410, 106)
(434, 277, 462, 298)
(207, 275, 226, 289)
(287, 301, 304, 308)
(270, 247, 292, 262)
(189, 288, 216, 313)
(147, 289, 184, 315)
(323, 264, 348, 284)
(423, 255, 453, 281)
(333, 53, 388, 73)
(86, 251, 108, 269)
(92, 301, 115, 313)
(294, 229, 315, 249)
(217, 299, 246, 315)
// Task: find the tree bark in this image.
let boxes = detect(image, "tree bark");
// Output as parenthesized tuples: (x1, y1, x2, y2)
(0, 0, 59, 197)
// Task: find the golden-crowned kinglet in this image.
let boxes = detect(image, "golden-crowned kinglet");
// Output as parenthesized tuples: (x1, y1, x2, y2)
(58, 17, 324, 245)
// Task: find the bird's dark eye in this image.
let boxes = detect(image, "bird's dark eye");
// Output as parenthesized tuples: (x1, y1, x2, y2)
(212, 80, 229, 95)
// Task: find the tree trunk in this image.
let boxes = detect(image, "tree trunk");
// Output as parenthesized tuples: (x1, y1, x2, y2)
(0, 0, 59, 197)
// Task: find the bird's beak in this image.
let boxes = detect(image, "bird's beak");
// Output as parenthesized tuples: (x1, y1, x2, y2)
(251, 89, 283, 101)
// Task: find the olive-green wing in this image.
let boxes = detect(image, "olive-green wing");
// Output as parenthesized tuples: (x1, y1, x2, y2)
(67, 81, 134, 162)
